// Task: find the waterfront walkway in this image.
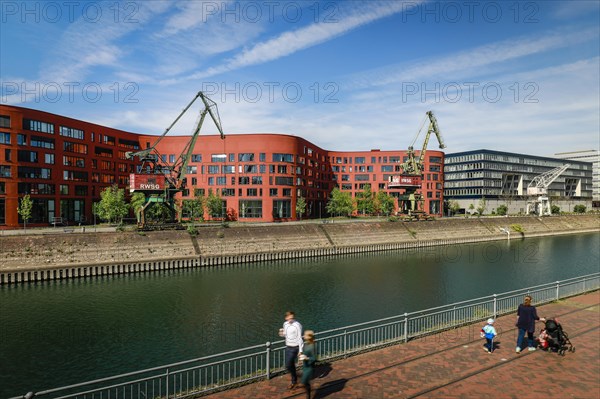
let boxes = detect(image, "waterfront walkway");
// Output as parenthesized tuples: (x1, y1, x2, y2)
(207, 291, 600, 399)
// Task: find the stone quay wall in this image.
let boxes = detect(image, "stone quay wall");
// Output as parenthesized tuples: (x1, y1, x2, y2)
(0, 215, 598, 284)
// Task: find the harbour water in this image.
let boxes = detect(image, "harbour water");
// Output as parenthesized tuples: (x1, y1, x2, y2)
(1, 232, 598, 397)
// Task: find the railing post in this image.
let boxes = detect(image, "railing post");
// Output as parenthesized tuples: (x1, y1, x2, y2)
(403, 313, 408, 343)
(343, 330, 347, 355)
(266, 342, 271, 380)
(165, 368, 170, 399)
(493, 294, 497, 319)
(556, 281, 560, 301)
(583, 278, 586, 292)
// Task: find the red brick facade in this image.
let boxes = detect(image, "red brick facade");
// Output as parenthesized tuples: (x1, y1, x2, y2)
(0, 105, 444, 228)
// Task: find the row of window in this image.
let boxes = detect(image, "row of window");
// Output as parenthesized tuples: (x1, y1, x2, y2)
(179, 198, 292, 219)
(2, 149, 54, 164)
(2, 149, 135, 172)
(0, 167, 126, 183)
(7, 197, 85, 224)
(6, 117, 139, 151)
(187, 152, 436, 168)
(446, 156, 588, 172)
(332, 155, 443, 165)
(17, 183, 88, 196)
(1, 133, 57, 149)
(335, 173, 440, 182)
(59, 126, 85, 140)
(236, 200, 292, 218)
(23, 118, 54, 134)
(206, 176, 294, 186)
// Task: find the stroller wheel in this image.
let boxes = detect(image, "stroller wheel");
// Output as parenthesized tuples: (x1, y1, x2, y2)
(572, 347, 576, 353)
(559, 350, 565, 356)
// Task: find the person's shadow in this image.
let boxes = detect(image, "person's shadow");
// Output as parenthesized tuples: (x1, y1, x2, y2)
(313, 379, 348, 399)
(312, 362, 348, 399)
(483, 340, 502, 352)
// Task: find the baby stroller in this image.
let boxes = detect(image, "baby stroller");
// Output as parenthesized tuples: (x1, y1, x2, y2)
(542, 318, 575, 356)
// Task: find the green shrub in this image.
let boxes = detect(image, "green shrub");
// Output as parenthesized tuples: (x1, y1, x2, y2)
(510, 224, 524, 233)
(187, 224, 198, 237)
(574, 205, 586, 213)
(496, 204, 508, 216)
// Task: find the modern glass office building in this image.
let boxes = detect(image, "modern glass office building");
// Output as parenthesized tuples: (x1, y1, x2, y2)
(444, 149, 593, 214)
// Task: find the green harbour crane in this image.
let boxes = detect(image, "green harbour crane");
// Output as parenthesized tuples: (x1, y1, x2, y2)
(388, 111, 446, 218)
(126, 91, 225, 228)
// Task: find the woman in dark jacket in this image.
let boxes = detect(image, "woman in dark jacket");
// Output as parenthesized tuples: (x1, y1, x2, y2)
(300, 330, 317, 399)
(516, 295, 545, 353)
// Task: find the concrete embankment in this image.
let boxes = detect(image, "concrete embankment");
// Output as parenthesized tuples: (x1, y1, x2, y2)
(0, 215, 598, 284)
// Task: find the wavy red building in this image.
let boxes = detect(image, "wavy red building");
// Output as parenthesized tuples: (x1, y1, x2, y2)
(0, 105, 444, 228)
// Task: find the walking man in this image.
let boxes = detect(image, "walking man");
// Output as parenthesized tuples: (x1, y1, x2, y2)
(279, 311, 303, 389)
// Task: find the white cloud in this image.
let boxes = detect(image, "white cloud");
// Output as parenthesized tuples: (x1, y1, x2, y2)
(187, 1, 424, 80)
(551, 0, 600, 19)
(345, 27, 599, 89)
(38, 2, 169, 83)
(88, 53, 598, 159)
(5, 1, 597, 159)
(159, 1, 219, 36)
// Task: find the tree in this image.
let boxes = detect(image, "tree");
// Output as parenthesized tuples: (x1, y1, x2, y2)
(296, 196, 307, 220)
(207, 189, 223, 219)
(17, 194, 33, 231)
(145, 203, 172, 222)
(551, 204, 560, 214)
(476, 197, 487, 216)
(130, 192, 146, 224)
(375, 191, 395, 216)
(92, 201, 100, 227)
(448, 200, 460, 216)
(356, 184, 375, 215)
(97, 184, 129, 224)
(496, 204, 508, 216)
(574, 204, 586, 213)
(183, 196, 205, 222)
(326, 188, 354, 217)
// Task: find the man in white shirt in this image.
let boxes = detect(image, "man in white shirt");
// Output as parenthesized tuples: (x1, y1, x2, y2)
(279, 311, 303, 389)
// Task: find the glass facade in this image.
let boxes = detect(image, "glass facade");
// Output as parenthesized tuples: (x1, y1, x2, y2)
(444, 150, 593, 199)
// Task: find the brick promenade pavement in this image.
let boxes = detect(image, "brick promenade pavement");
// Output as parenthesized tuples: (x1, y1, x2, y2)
(207, 291, 600, 399)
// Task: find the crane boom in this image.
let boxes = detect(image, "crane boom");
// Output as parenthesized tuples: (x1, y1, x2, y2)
(171, 93, 225, 187)
(126, 91, 205, 162)
(527, 164, 570, 195)
(416, 111, 445, 168)
(399, 111, 446, 176)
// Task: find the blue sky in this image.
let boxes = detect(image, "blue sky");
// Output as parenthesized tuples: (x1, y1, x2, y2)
(1, 0, 599, 156)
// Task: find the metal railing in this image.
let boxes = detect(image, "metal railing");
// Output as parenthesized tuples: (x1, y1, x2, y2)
(10, 273, 599, 399)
